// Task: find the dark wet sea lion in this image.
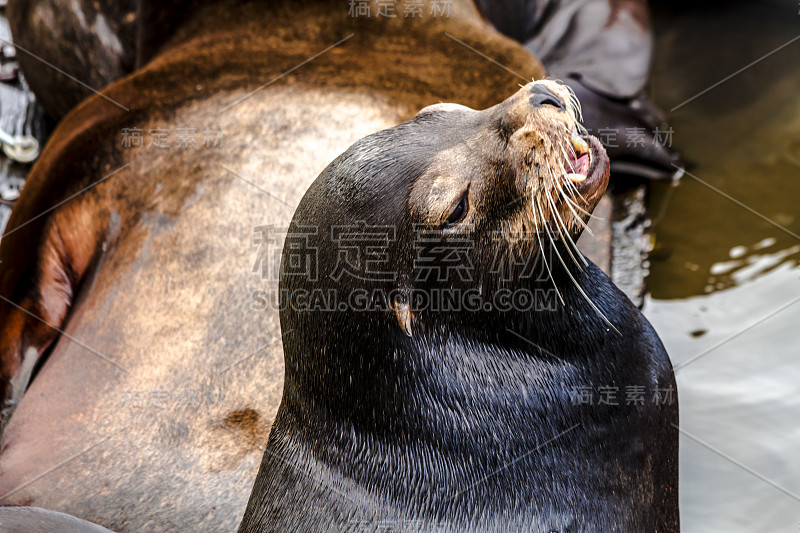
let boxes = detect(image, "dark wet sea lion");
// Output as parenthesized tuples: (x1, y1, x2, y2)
(6, 0, 206, 121)
(0, 1, 555, 530)
(238, 80, 678, 531)
(6, 0, 139, 120)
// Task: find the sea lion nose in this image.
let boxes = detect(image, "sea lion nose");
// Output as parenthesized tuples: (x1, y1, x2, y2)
(529, 84, 565, 111)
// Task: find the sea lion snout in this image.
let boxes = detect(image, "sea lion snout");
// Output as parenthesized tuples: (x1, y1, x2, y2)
(482, 81, 610, 246)
(512, 80, 579, 124)
(529, 83, 566, 111)
(404, 82, 607, 245)
(486, 81, 568, 141)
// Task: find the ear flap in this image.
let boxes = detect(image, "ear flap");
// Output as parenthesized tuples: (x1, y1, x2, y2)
(391, 297, 414, 337)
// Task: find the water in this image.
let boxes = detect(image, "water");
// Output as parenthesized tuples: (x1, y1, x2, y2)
(646, 1, 800, 530)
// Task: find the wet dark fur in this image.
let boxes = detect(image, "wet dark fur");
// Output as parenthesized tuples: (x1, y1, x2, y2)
(239, 99, 679, 532)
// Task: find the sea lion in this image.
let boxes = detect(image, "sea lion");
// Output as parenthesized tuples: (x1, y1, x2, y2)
(0, 1, 560, 530)
(6, 0, 215, 121)
(6, 0, 139, 121)
(238, 81, 679, 532)
(8, 0, 682, 183)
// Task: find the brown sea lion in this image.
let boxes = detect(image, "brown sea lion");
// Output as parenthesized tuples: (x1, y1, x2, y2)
(0, 1, 561, 530)
(9, 0, 682, 181)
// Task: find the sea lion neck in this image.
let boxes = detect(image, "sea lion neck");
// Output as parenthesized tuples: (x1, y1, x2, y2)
(277, 258, 627, 436)
(252, 259, 664, 532)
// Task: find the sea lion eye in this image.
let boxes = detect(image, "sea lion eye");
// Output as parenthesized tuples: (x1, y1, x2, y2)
(443, 190, 469, 228)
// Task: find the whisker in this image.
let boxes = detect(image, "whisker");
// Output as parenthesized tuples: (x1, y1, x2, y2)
(561, 195, 595, 234)
(557, 163, 599, 226)
(558, 143, 589, 204)
(537, 203, 619, 333)
(531, 195, 565, 306)
(558, 162, 588, 208)
(561, 84, 586, 133)
(540, 158, 585, 266)
(553, 133, 582, 197)
(543, 181, 587, 268)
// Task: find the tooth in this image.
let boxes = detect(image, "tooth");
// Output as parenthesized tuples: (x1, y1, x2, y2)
(571, 134, 588, 154)
(567, 173, 587, 183)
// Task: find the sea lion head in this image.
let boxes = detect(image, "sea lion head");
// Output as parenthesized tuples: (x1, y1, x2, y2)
(278, 79, 609, 406)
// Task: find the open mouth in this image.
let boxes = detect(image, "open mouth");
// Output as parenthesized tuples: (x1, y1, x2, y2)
(563, 133, 609, 196)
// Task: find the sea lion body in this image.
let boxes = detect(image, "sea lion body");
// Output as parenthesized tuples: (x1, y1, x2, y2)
(246, 268, 677, 531)
(0, 1, 548, 530)
(239, 82, 678, 531)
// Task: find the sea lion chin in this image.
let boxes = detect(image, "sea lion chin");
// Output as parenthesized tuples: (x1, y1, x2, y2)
(238, 81, 677, 532)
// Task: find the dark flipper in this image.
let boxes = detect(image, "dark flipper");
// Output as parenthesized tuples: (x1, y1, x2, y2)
(0, 170, 105, 432)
